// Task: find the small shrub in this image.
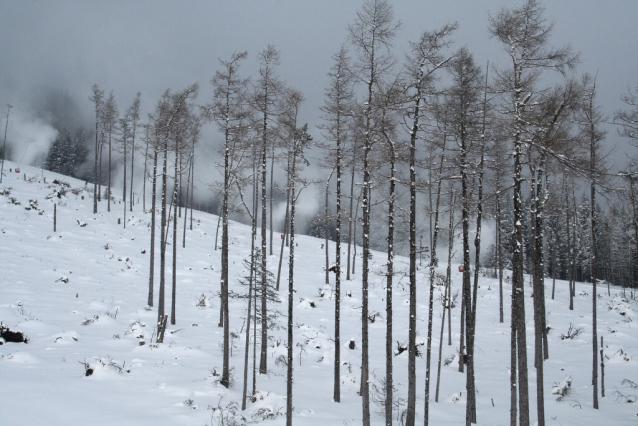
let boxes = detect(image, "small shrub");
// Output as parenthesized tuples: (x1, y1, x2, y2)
(196, 293, 207, 307)
(560, 323, 583, 340)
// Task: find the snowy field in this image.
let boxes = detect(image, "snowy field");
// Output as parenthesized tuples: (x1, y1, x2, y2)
(1, 161, 637, 425)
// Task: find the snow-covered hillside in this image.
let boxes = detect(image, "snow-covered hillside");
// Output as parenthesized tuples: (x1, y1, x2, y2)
(1, 161, 637, 425)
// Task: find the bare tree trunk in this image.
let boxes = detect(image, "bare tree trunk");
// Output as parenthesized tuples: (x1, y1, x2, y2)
(108, 129, 112, 212)
(158, 145, 168, 340)
(510, 299, 518, 426)
(270, 144, 275, 256)
(325, 170, 335, 285)
(385, 145, 396, 426)
(98, 132, 104, 202)
(286, 153, 298, 426)
(182, 155, 191, 248)
(123, 127, 127, 228)
(148, 149, 158, 307)
(347, 153, 356, 281)
(130, 127, 135, 212)
(259, 115, 269, 375)
(460, 125, 475, 426)
(252, 149, 259, 395)
(361, 136, 371, 426)
(276, 187, 290, 291)
(589, 108, 600, 411)
(171, 151, 179, 326)
(497, 187, 504, 323)
(334, 154, 342, 405)
(353, 189, 361, 276)
(143, 138, 149, 212)
(241, 237, 255, 410)
(190, 149, 194, 230)
(531, 165, 546, 426)
(424, 142, 445, 424)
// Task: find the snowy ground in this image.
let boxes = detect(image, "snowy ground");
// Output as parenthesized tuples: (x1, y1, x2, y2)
(1, 161, 637, 425)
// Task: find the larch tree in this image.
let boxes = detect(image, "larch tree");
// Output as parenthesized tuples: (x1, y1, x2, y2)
(210, 50, 251, 388)
(376, 76, 404, 426)
(102, 92, 118, 212)
(320, 46, 354, 403)
(285, 123, 312, 426)
(170, 96, 200, 327)
(403, 23, 457, 426)
(119, 113, 131, 228)
(252, 43, 283, 375)
(148, 84, 199, 341)
(432, 110, 450, 403)
(128, 92, 141, 212)
(526, 80, 580, 425)
(489, 1, 578, 423)
(89, 85, 104, 214)
(447, 46, 484, 426)
(347, 2, 401, 424)
(146, 121, 158, 308)
(578, 73, 607, 409)
(0, 104, 11, 184)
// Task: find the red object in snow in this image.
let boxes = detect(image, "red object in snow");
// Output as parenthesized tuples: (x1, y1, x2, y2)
(15, 168, 20, 173)
(458, 265, 464, 272)
(281, 234, 284, 240)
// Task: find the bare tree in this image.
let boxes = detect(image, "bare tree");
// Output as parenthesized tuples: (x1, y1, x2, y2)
(285, 124, 312, 426)
(578, 73, 607, 409)
(403, 22, 457, 426)
(147, 124, 158, 308)
(375, 77, 405, 426)
(320, 44, 354, 403)
(148, 84, 199, 341)
(89, 85, 104, 214)
(252, 44, 283, 375)
(432, 116, 449, 404)
(347, 2, 400, 424)
(129, 92, 141, 212)
(0, 104, 12, 184)
(119, 113, 131, 228)
(210, 50, 251, 388)
(447, 46, 484, 426)
(489, 1, 578, 423)
(102, 92, 118, 212)
(170, 99, 200, 327)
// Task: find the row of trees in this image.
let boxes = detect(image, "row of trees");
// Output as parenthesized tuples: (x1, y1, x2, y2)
(31, 0, 638, 425)
(316, 1, 638, 426)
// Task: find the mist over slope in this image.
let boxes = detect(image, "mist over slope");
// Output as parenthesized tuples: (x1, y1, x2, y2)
(1, 161, 637, 425)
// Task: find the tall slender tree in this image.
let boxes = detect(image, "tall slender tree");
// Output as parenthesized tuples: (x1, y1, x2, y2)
(320, 44, 354, 404)
(578, 73, 607, 409)
(210, 51, 251, 388)
(447, 46, 483, 426)
(347, 2, 400, 424)
(403, 23, 456, 426)
(285, 124, 311, 426)
(148, 84, 199, 340)
(489, 2, 578, 423)
(129, 92, 141, 212)
(102, 92, 118, 212)
(252, 44, 283, 374)
(89, 85, 104, 214)
(0, 104, 12, 184)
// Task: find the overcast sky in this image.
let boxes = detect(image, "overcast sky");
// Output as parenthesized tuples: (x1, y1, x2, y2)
(1, 0, 637, 166)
